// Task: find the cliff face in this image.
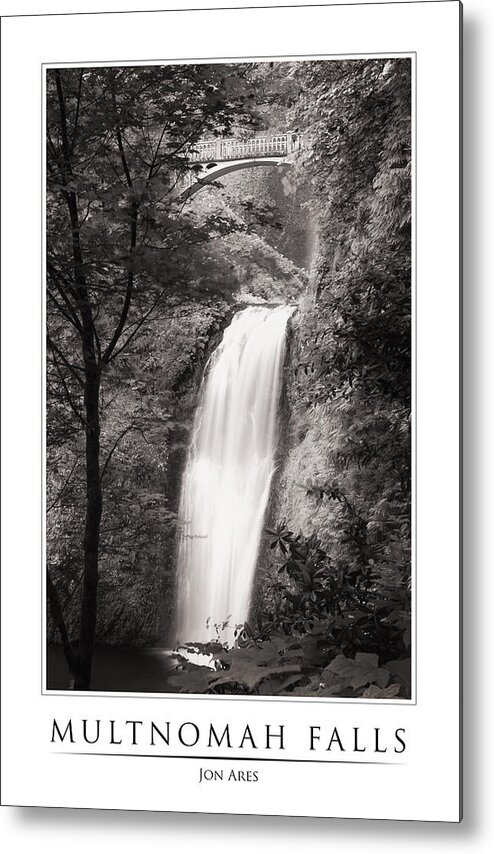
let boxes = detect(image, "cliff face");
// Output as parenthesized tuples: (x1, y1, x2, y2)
(252, 297, 349, 620)
(253, 281, 411, 658)
(272, 303, 337, 551)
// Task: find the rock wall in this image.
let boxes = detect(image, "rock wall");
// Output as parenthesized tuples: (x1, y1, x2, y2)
(252, 297, 344, 621)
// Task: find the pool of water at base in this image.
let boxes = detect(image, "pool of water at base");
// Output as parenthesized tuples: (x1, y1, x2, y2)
(46, 644, 180, 693)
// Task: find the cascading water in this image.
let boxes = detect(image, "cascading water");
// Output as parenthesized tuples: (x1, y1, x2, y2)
(174, 305, 294, 648)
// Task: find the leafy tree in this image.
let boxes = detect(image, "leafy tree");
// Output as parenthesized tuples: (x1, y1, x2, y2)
(46, 64, 260, 688)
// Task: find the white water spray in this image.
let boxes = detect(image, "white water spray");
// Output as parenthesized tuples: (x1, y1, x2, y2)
(174, 305, 294, 647)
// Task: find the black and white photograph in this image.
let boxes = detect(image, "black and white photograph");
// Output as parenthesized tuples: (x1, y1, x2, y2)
(45, 56, 413, 699)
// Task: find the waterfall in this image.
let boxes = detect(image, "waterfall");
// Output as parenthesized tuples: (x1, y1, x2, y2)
(174, 305, 294, 647)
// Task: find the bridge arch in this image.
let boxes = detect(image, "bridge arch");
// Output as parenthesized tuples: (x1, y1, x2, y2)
(180, 156, 290, 201)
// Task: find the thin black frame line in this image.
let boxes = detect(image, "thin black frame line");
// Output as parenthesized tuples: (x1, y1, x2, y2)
(42, 51, 416, 68)
(458, 0, 463, 824)
(0, 13, 3, 811)
(41, 51, 417, 707)
(57, 751, 405, 766)
(412, 39, 418, 708)
(0, 1, 462, 22)
(43, 688, 414, 706)
(41, 62, 47, 717)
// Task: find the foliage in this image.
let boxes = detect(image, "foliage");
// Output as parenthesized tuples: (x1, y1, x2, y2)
(208, 165, 316, 272)
(169, 627, 410, 698)
(262, 522, 410, 662)
(182, 187, 308, 300)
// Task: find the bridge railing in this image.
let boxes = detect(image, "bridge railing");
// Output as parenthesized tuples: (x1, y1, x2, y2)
(189, 134, 305, 163)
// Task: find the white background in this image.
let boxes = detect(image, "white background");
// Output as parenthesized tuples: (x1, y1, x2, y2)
(2, 0, 461, 822)
(0, 0, 488, 848)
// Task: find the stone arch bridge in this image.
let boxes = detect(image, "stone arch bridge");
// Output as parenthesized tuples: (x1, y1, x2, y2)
(181, 133, 306, 199)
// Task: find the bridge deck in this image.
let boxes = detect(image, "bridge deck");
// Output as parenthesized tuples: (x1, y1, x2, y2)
(189, 133, 304, 163)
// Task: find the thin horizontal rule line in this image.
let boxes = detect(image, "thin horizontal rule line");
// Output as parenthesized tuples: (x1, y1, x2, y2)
(57, 751, 404, 766)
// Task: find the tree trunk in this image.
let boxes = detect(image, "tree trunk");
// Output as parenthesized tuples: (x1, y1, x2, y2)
(73, 364, 102, 690)
(46, 569, 78, 675)
(56, 67, 103, 690)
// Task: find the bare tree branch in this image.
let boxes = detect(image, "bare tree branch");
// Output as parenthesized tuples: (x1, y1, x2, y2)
(47, 455, 82, 513)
